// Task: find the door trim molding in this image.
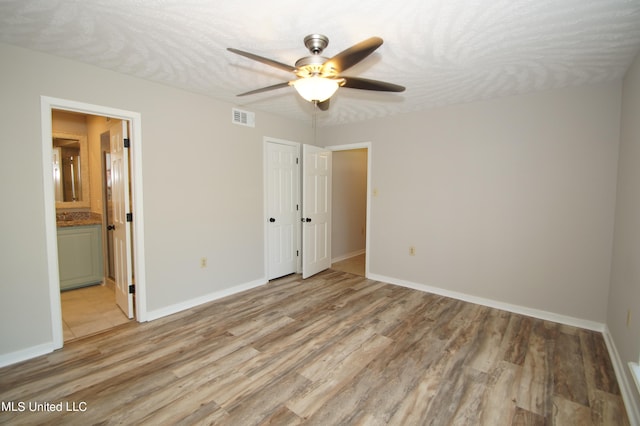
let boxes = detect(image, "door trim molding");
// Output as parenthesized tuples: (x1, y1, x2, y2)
(327, 142, 371, 278)
(263, 137, 302, 279)
(41, 96, 147, 350)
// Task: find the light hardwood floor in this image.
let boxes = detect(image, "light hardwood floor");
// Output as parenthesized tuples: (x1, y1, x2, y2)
(332, 253, 366, 277)
(0, 271, 628, 425)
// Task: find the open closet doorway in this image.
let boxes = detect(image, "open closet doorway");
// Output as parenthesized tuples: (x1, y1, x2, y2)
(42, 97, 146, 349)
(329, 143, 371, 278)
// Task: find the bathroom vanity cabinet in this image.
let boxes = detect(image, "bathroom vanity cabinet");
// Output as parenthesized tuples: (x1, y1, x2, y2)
(57, 224, 103, 290)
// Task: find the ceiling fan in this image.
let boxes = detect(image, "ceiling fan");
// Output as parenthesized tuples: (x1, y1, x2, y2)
(227, 34, 405, 111)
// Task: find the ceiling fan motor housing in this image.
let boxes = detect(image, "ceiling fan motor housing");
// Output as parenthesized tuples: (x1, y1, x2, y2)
(303, 34, 329, 55)
(295, 55, 330, 77)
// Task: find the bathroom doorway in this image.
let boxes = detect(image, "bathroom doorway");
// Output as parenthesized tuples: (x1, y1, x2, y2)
(53, 112, 132, 341)
(42, 96, 146, 349)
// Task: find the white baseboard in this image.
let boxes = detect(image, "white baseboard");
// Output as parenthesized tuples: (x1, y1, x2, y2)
(0, 342, 57, 368)
(145, 277, 268, 322)
(602, 327, 640, 426)
(367, 273, 605, 332)
(332, 249, 365, 264)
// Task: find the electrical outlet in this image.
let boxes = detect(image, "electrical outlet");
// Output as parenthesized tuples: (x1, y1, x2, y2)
(409, 246, 416, 256)
(200, 257, 207, 268)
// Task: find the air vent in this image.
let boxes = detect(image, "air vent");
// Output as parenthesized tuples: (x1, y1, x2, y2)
(232, 108, 255, 127)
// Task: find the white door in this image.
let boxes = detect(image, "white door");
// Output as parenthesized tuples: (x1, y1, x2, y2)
(110, 120, 134, 318)
(302, 144, 332, 279)
(266, 142, 299, 279)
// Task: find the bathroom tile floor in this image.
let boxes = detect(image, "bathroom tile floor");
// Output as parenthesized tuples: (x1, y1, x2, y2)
(61, 284, 130, 342)
(331, 252, 366, 276)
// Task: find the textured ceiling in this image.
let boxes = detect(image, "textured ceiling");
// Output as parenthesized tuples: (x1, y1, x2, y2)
(1, 0, 640, 126)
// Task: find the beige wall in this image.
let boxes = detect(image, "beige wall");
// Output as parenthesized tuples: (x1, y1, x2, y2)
(0, 42, 310, 358)
(608, 52, 640, 409)
(332, 148, 367, 260)
(320, 82, 622, 323)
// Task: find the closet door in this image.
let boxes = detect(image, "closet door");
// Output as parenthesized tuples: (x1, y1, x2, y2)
(266, 141, 299, 279)
(302, 144, 332, 279)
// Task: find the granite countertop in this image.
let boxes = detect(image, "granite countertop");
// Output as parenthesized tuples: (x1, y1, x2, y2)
(56, 212, 102, 227)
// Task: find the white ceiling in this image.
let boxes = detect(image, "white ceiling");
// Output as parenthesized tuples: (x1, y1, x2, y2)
(1, 0, 640, 126)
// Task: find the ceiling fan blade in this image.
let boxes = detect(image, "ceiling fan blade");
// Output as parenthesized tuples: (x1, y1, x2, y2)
(321, 37, 383, 75)
(227, 48, 296, 73)
(315, 99, 330, 111)
(236, 81, 291, 96)
(341, 76, 405, 92)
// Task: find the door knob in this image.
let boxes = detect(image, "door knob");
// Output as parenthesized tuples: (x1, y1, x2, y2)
(269, 218, 276, 223)
(305, 218, 312, 223)
(107, 225, 115, 231)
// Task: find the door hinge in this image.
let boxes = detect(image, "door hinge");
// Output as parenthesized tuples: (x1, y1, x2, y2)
(123, 138, 130, 148)
(129, 284, 135, 294)
(297, 250, 299, 257)
(296, 157, 299, 164)
(126, 213, 133, 222)
(296, 204, 299, 211)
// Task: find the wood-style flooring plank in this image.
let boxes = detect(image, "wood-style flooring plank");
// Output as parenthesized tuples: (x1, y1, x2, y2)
(479, 361, 520, 426)
(467, 309, 511, 372)
(579, 329, 620, 396)
(553, 331, 590, 406)
(553, 395, 594, 425)
(502, 315, 533, 366)
(0, 270, 629, 425)
(589, 389, 631, 426)
(286, 333, 392, 418)
(511, 406, 545, 426)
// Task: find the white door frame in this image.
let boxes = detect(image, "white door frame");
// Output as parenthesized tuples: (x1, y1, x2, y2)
(263, 137, 302, 278)
(327, 142, 372, 278)
(41, 96, 147, 350)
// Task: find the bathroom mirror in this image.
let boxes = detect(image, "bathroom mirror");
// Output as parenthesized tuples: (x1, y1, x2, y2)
(53, 132, 90, 209)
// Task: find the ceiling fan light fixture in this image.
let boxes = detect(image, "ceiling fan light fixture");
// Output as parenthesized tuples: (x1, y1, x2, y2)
(292, 77, 339, 102)
(229, 34, 405, 110)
